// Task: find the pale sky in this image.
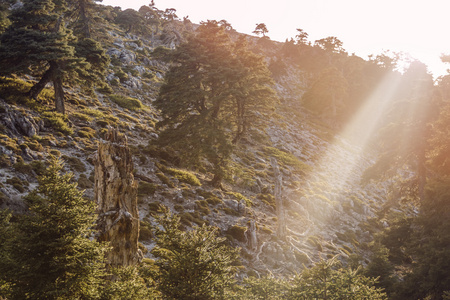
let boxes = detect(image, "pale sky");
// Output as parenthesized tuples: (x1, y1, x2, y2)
(101, 0, 450, 78)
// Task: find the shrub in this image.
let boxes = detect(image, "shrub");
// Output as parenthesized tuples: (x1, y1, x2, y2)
(6, 176, 29, 192)
(24, 140, 43, 152)
(70, 112, 93, 122)
(14, 161, 33, 176)
(166, 168, 201, 186)
(78, 174, 93, 189)
(110, 94, 144, 111)
(195, 200, 211, 216)
(77, 127, 96, 139)
(226, 191, 252, 207)
(138, 181, 157, 197)
(227, 225, 247, 243)
(30, 160, 46, 176)
(41, 112, 73, 135)
(139, 221, 152, 242)
(264, 146, 311, 173)
(62, 155, 86, 172)
(0, 135, 21, 154)
(156, 172, 175, 188)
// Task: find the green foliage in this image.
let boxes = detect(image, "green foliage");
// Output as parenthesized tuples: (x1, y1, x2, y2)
(138, 181, 157, 197)
(78, 126, 97, 138)
(165, 167, 201, 186)
(62, 155, 86, 172)
(151, 210, 239, 299)
(235, 276, 290, 299)
(0, 157, 108, 299)
(290, 256, 387, 299)
(101, 266, 159, 299)
(0, 0, 107, 113)
(302, 67, 348, 118)
(41, 111, 74, 135)
(226, 225, 247, 243)
(155, 21, 277, 187)
(110, 94, 145, 111)
(264, 146, 310, 173)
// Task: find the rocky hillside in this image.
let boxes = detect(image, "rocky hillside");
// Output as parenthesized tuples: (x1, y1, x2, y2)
(0, 6, 389, 277)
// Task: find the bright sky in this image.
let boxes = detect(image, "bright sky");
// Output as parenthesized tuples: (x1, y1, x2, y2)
(101, 0, 450, 78)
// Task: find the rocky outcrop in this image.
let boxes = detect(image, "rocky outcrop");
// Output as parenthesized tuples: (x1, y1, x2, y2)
(0, 100, 42, 137)
(95, 129, 141, 268)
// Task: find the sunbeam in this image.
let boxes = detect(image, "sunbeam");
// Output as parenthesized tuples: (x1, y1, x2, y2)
(290, 71, 404, 241)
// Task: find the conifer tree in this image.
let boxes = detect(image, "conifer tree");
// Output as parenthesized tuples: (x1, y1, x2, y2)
(155, 20, 276, 187)
(0, 0, 108, 114)
(0, 157, 108, 299)
(68, 0, 102, 38)
(151, 210, 239, 299)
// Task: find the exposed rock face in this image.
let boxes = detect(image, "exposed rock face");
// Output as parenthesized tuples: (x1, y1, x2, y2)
(95, 129, 141, 268)
(0, 99, 42, 137)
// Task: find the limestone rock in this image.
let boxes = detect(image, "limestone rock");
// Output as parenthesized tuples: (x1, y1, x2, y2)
(0, 100, 41, 137)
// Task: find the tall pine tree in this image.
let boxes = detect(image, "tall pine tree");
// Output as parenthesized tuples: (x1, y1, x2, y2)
(0, 0, 108, 114)
(155, 20, 276, 187)
(0, 157, 108, 299)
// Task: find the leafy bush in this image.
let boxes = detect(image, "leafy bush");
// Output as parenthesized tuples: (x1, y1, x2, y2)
(41, 112, 73, 135)
(166, 167, 201, 186)
(138, 181, 157, 197)
(77, 127, 96, 139)
(110, 94, 144, 111)
(227, 225, 247, 243)
(6, 176, 29, 192)
(226, 191, 252, 207)
(62, 155, 86, 172)
(156, 172, 175, 188)
(264, 146, 311, 173)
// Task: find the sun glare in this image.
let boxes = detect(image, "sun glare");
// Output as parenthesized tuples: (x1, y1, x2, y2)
(289, 72, 403, 237)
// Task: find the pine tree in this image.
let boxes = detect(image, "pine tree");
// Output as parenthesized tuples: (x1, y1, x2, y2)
(67, 0, 102, 38)
(0, 0, 108, 114)
(0, 157, 108, 299)
(151, 210, 239, 299)
(289, 256, 387, 300)
(302, 67, 348, 119)
(155, 20, 276, 187)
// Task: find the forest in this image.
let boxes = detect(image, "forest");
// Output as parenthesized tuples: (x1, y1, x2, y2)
(0, 0, 449, 299)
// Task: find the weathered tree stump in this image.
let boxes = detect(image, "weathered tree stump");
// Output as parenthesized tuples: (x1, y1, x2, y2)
(271, 158, 287, 241)
(95, 129, 141, 268)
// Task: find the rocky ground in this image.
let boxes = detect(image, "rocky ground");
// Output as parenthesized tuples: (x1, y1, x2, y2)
(0, 21, 388, 277)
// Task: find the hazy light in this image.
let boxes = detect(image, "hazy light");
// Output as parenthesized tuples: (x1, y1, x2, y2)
(102, 0, 450, 77)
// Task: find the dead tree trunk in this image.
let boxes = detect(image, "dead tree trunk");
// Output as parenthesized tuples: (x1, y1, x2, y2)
(271, 158, 287, 241)
(95, 129, 141, 268)
(247, 220, 258, 251)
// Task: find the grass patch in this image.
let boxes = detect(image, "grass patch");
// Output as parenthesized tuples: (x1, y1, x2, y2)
(226, 191, 252, 207)
(138, 181, 157, 197)
(70, 112, 93, 122)
(41, 112, 73, 135)
(165, 167, 201, 186)
(226, 225, 247, 243)
(110, 94, 145, 111)
(0, 77, 53, 110)
(264, 146, 310, 173)
(6, 176, 29, 192)
(195, 200, 211, 216)
(77, 127, 96, 139)
(0, 135, 21, 154)
(62, 155, 86, 172)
